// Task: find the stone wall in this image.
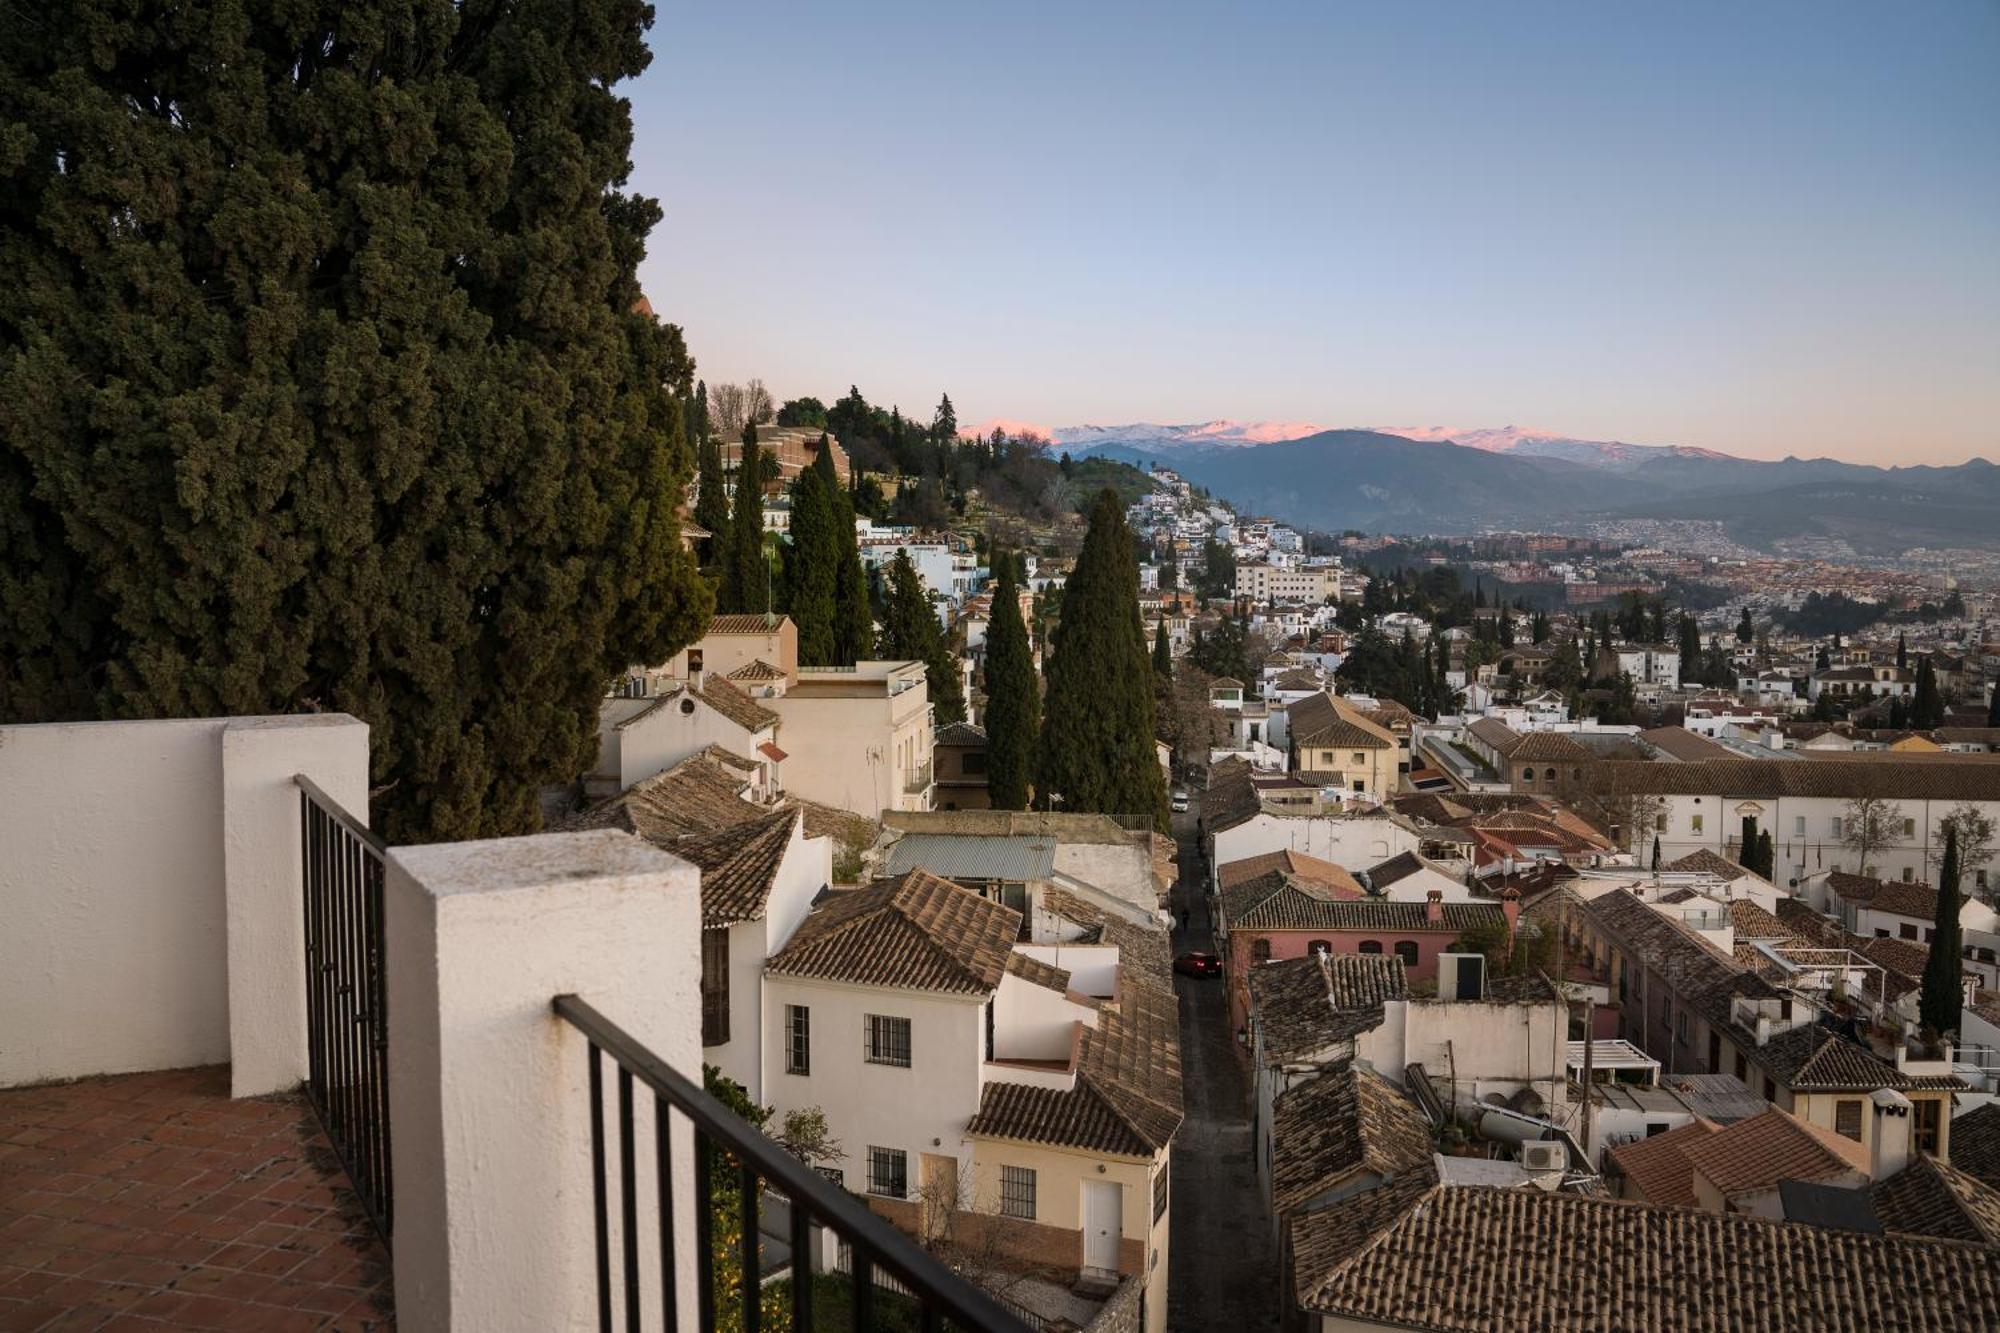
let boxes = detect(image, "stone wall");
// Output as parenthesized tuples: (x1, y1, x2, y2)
(1081, 1275, 1144, 1333)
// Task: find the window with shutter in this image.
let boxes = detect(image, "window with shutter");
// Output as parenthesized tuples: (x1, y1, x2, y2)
(700, 928, 730, 1046)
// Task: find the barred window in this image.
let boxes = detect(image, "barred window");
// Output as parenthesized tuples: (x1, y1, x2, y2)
(1835, 1099, 1863, 1142)
(865, 1014, 912, 1068)
(867, 1147, 907, 1198)
(785, 1005, 810, 1076)
(1000, 1165, 1036, 1220)
(1152, 1167, 1168, 1223)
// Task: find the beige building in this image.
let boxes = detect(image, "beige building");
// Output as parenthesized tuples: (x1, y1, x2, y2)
(770, 661, 936, 816)
(1236, 562, 1338, 605)
(1285, 693, 1398, 798)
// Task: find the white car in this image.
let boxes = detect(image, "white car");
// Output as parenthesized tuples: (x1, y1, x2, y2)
(1171, 789, 1190, 812)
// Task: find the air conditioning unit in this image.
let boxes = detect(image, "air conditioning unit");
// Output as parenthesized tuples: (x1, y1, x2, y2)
(1519, 1141, 1564, 1173)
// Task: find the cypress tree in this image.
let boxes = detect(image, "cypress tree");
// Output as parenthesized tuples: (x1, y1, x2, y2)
(1989, 684, 2000, 728)
(880, 551, 935, 660)
(1913, 656, 1944, 729)
(1736, 607, 1754, 644)
(1739, 816, 1758, 868)
(830, 490, 872, 665)
(1153, 616, 1173, 680)
(984, 556, 1039, 809)
(1756, 830, 1775, 881)
(0, 1, 709, 842)
(722, 432, 769, 615)
(1040, 490, 1167, 828)
(1897, 632, 1908, 673)
(694, 433, 730, 564)
(785, 468, 838, 664)
(1920, 827, 1965, 1041)
(1678, 615, 1702, 682)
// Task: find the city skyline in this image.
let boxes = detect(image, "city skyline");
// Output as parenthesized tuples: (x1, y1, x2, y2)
(628, 2, 1999, 466)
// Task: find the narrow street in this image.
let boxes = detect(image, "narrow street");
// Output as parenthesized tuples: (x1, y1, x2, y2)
(1167, 797, 1283, 1332)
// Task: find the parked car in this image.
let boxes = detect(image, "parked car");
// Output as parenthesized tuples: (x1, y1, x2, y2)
(1170, 788, 1190, 812)
(1174, 951, 1222, 978)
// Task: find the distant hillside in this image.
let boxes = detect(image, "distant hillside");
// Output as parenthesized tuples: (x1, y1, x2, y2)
(1064, 427, 2000, 553)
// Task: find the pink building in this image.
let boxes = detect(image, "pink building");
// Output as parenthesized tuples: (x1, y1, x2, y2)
(1218, 875, 1512, 1037)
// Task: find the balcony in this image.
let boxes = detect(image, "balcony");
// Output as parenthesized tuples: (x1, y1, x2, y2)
(903, 761, 935, 795)
(1, 715, 1030, 1332)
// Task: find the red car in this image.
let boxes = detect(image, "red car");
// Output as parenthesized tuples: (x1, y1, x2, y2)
(1174, 951, 1222, 978)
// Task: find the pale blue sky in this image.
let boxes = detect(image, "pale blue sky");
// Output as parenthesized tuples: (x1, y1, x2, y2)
(626, 2, 1999, 463)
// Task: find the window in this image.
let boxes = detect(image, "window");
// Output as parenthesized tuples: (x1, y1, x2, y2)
(1708, 1032, 1721, 1072)
(700, 928, 730, 1046)
(688, 649, 704, 675)
(1545, 767, 1557, 782)
(1915, 1099, 1942, 1155)
(1308, 939, 1333, 956)
(1675, 1012, 1689, 1046)
(1835, 1099, 1863, 1141)
(1252, 938, 1272, 963)
(1352, 751, 1366, 765)
(1691, 814, 1704, 834)
(1153, 1167, 1169, 1223)
(1000, 1165, 1036, 1220)
(960, 751, 987, 775)
(865, 1014, 912, 1068)
(785, 1005, 810, 1075)
(1924, 928, 1936, 944)
(1794, 816, 1806, 837)
(1902, 866, 1914, 882)
(1655, 813, 1668, 833)
(1394, 940, 1420, 967)
(1900, 923, 1918, 941)
(1830, 817, 1843, 838)
(1358, 940, 1384, 955)
(1734, 1052, 1747, 1082)
(1875, 928, 1889, 939)
(867, 1147, 908, 1198)
(1522, 767, 1535, 782)
(1903, 818, 1916, 837)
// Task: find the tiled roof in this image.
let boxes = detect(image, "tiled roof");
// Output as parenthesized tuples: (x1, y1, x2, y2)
(1200, 757, 1264, 833)
(1465, 717, 1521, 753)
(726, 658, 788, 682)
(1604, 1118, 1718, 1206)
(1004, 950, 1071, 994)
(1292, 1183, 2000, 1330)
(1509, 731, 1594, 762)
(1271, 1063, 1434, 1214)
(1951, 1103, 2000, 1191)
(708, 613, 790, 636)
(1248, 953, 1407, 1066)
(694, 676, 780, 732)
(966, 983, 1182, 1156)
(1758, 1023, 1961, 1092)
(1039, 887, 1174, 992)
(1869, 1156, 2000, 1245)
(675, 808, 800, 927)
(1217, 848, 1363, 896)
(1727, 899, 1793, 939)
(1288, 693, 1394, 751)
(1222, 871, 1500, 934)
(560, 748, 877, 849)
(1665, 848, 1754, 881)
(1640, 726, 1738, 762)
(767, 869, 1019, 995)
(1867, 880, 1939, 921)
(880, 809, 1142, 846)
(1680, 1108, 1870, 1196)
(1588, 757, 2000, 801)
(933, 720, 987, 747)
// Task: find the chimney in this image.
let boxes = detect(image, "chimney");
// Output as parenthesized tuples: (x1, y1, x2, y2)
(1870, 1089, 1913, 1179)
(1426, 889, 1444, 925)
(1501, 887, 1522, 962)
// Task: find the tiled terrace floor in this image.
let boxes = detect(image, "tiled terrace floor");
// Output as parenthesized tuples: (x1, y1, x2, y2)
(0, 1066, 392, 1331)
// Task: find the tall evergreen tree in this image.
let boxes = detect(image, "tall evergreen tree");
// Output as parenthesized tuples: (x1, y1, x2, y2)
(1736, 607, 1755, 644)
(1040, 491, 1167, 827)
(878, 551, 962, 724)
(1921, 827, 1965, 1041)
(830, 489, 872, 664)
(1990, 683, 2000, 728)
(931, 393, 957, 445)
(1678, 614, 1702, 682)
(1896, 632, 1908, 673)
(0, 0, 710, 841)
(1153, 616, 1173, 679)
(784, 467, 838, 664)
(1913, 655, 1944, 729)
(1739, 816, 1758, 868)
(693, 433, 730, 564)
(1756, 830, 1775, 881)
(983, 557, 1038, 809)
(721, 433, 769, 615)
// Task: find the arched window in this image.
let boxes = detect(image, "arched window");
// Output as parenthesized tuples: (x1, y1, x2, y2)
(1358, 940, 1384, 955)
(1252, 938, 1272, 963)
(1545, 767, 1557, 781)
(1394, 941, 1420, 967)
(1521, 767, 1534, 782)
(1308, 940, 1333, 956)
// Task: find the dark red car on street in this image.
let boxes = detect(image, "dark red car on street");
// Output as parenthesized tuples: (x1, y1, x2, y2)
(1174, 951, 1222, 978)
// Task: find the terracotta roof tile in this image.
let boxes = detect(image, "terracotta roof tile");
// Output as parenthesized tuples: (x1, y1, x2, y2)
(1271, 1063, 1435, 1214)
(1679, 1108, 1870, 1196)
(675, 807, 800, 927)
(1870, 1156, 2000, 1245)
(1004, 950, 1071, 994)
(1665, 848, 1754, 881)
(1217, 848, 1364, 895)
(768, 869, 1019, 994)
(1288, 693, 1394, 751)
(1950, 1104, 2000, 1191)
(1223, 871, 1500, 934)
(1588, 757, 2000, 801)
(1248, 953, 1407, 1066)
(1604, 1118, 1718, 1206)
(694, 676, 780, 732)
(708, 613, 791, 636)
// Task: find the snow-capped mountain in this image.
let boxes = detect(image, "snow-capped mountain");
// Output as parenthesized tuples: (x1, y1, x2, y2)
(1052, 419, 1732, 469)
(1370, 425, 1732, 469)
(1050, 420, 1328, 452)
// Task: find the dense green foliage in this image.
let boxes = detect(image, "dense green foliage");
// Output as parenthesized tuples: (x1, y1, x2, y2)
(982, 555, 1038, 809)
(0, 0, 710, 841)
(1921, 828, 1965, 1041)
(783, 466, 839, 664)
(1039, 491, 1166, 827)
(721, 431, 770, 614)
(877, 550, 964, 726)
(1913, 655, 1945, 729)
(1775, 591, 1885, 639)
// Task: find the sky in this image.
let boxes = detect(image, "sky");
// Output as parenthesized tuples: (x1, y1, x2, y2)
(625, 2, 2000, 465)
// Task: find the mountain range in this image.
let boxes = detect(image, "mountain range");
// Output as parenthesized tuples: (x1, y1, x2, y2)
(1051, 422, 2000, 555)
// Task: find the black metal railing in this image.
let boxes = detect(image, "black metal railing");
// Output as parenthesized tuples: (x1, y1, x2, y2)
(553, 994, 1028, 1333)
(298, 775, 393, 1243)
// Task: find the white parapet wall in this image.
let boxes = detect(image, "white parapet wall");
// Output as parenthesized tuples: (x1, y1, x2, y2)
(0, 714, 369, 1089)
(386, 830, 702, 1333)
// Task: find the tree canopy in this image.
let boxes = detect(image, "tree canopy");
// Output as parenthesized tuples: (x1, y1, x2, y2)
(0, 0, 710, 841)
(982, 555, 1038, 809)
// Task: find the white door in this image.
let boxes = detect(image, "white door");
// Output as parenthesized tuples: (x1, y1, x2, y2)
(1082, 1180, 1122, 1273)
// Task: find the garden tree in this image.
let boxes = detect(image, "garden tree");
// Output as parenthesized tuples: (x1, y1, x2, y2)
(1530, 610, 1552, 644)
(1920, 828, 1966, 1043)
(1897, 633, 1908, 672)
(0, 0, 712, 842)
(693, 433, 731, 564)
(1191, 610, 1252, 684)
(1678, 615, 1702, 681)
(1194, 538, 1237, 604)
(1040, 491, 1167, 827)
(925, 625, 967, 727)
(1756, 830, 1776, 882)
(776, 396, 828, 427)
(1497, 610, 1516, 648)
(1913, 655, 1945, 728)
(1816, 643, 1832, 672)
(1739, 816, 1759, 869)
(877, 551, 964, 725)
(982, 556, 1039, 809)
(1153, 616, 1173, 680)
(783, 466, 838, 664)
(687, 381, 711, 451)
(1838, 795, 1900, 878)
(1544, 636, 1584, 694)
(931, 393, 957, 444)
(1159, 554, 1179, 592)
(1737, 607, 1755, 644)
(1931, 803, 1997, 898)
(720, 430, 770, 614)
